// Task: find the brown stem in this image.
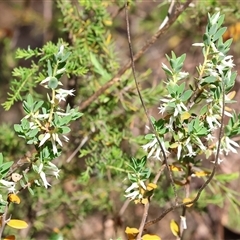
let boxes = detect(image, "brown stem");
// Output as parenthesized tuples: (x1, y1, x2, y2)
(136, 165, 166, 239)
(0, 203, 10, 238)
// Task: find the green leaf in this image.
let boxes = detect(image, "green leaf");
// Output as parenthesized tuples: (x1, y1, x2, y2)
(177, 82, 185, 95)
(203, 33, 210, 45)
(48, 77, 58, 89)
(60, 126, 71, 134)
(49, 233, 64, 240)
(213, 27, 227, 42)
(27, 94, 33, 107)
(180, 90, 192, 101)
(145, 134, 154, 140)
(0, 161, 14, 176)
(209, 24, 218, 36)
(27, 128, 39, 138)
(200, 105, 208, 115)
(90, 53, 111, 81)
(59, 51, 71, 63)
(216, 14, 225, 29)
(14, 124, 22, 133)
(47, 60, 53, 77)
(225, 71, 237, 92)
(33, 101, 44, 112)
(0, 153, 3, 165)
(28, 187, 35, 196)
(201, 76, 216, 84)
(215, 172, 239, 183)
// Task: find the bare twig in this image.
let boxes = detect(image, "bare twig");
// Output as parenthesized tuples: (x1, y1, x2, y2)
(159, 0, 176, 30)
(118, 199, 131, 217)
(79, 0, 193, 112)
(66, 136, 89, 163)
(111, 3, 125, 19)
(136, 165, 166, 239)
(0, 204, 9, 238)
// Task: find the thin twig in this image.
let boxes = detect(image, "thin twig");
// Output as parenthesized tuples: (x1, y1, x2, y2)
(159, 0, 175, 30)
(0, 203, 9, 238)
(66, 136, 89, 163)
(118, 199, 131, 217)
(79, 0, 193, 112)
(111, 3, 125, 19)
(136, 165, 166, 239)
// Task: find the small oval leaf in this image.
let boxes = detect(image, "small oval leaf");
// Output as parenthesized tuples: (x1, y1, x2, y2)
(183, 197, 194, 207)
(142, 234, 161, 240)
(8, 194, 21, 204)
(170, 219, 180, 237)
(169, 165, 183, 172)
(48, 77, 58, 89)
(7, 219, 28, 229)
(180, 112, 191, 121)
(147, 183, 157, 191)
(125, 227, 139, 235)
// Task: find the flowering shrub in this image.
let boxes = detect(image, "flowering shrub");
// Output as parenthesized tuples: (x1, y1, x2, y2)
(0, 2, 239, 239)
(124, 12, 240, 239)
(0, 44, 82, 238)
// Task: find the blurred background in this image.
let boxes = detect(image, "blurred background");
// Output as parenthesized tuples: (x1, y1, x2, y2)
(0, 0, 240, 239)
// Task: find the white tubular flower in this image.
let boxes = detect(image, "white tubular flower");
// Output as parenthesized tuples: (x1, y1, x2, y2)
(40, 76, 51, 85)
(174, 102, 188, 117)
(62, 135, 69, 142)
(39, 133, 51, 147)
(46, 162, 60, 179)
(178, 71, 189, 80)
(0, 180, 16, 193)
(55, 89, 75, 102)
(39, 131, 68, 155)
(224, 137, 239, 155)
(125, 182, 140, 199)
(142, 138, 158, 154)
(206, 134, 215, 142)
(59, 45, 64, 55)
(185, 141, 197, 157)
(158, 104, 167, 115)
(139, 180, 146, 190)
(192, 43, 204, 47)
(143, 138, 169, 160)
(195, 137, 206, 151)
(52, 133, 63, 147)
(51, 138, 58, 155)
(206, 114, 221, 130)
(40, 171, 51, 188)
(177, 143, 182, 160)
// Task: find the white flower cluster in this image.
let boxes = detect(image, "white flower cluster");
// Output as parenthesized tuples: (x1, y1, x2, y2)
(142, 12, 239, 163)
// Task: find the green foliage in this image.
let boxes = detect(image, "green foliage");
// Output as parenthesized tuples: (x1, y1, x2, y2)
(0, 1, 240, 239)
(0, 153, 13, 179)
(123, 11, 240, 238)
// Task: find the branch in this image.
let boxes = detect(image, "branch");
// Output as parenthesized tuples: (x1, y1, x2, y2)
(144, 71, 226, 229)
(79, 0, 193, 112)
(123, 1, 193, 238)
